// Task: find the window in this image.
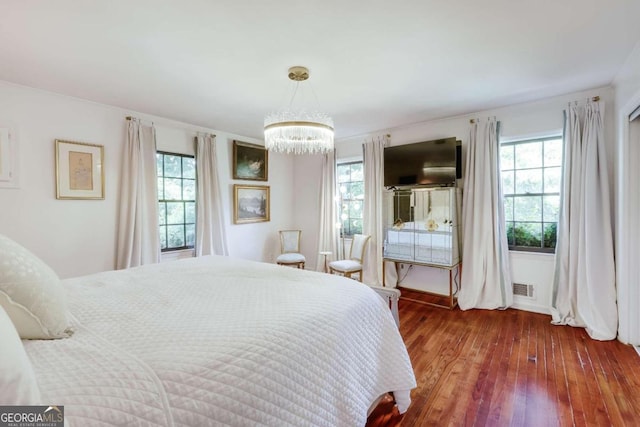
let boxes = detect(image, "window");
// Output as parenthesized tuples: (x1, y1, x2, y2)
(500, 136, 562, 252)
(156, 152, 196, 251)
(337, 161, 364, 237)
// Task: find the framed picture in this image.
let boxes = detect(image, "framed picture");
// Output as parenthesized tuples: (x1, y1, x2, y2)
(234, 184, 270, 224)
(233, 140, 268, 181)
(55, 139, 104, 200)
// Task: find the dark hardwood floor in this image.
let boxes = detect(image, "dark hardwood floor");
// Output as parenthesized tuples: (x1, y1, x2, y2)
(366, 289, 640, 427)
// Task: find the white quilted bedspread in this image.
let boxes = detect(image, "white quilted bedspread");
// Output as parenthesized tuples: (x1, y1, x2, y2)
(24, 256, 416, 426)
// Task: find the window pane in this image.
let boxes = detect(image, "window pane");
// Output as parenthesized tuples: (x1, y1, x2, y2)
(544, 139, 563, 167)
(159, 225, 167, 249)
(350, 163, 363, 181)
(543, 223, 557, 249)
(503, 197, 513, 222)
(515, 169, 542, 194)
(500, 145, 514, 170)
(183, 179, 195, 200)
(164, 155, 182, 178)
(502, 170, 514, 195)
(506, 222, 515, 246)
(158, 202, 166, 225)
(183, 157, 196, 179)
(514, 196, 542, 222)
(157, 153, 195, 251)
(513, 222, 542, 247)
(185, 202, 196, 224)
(502, 137, 561, 252)
(350, 182, 364, 199)
(185, 224, 195, 247)
(348, 201, 358, 218)
(338, 161, 364, 237)
(543, 195, 560, 222)
(340, 204, 349, 221)
(166, 202, 184, 225)
(351, 219, 362, 235)
(515, 142, 542, 169)
(164, 178, 182, 200)
(341, 219, 351, 235)
(337, 165, 350, 183)
(157, 177, 164, 199)
(544, 167, 561, 193)
(167, 225, 185, 248)
(156, 153, 163, 177)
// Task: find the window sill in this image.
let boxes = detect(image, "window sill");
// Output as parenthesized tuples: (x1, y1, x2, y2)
(508, 250, 555, 259)
(161, 248, 195, 262)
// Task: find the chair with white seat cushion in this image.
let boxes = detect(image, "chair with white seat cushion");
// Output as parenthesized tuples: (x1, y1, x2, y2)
(276, 230, 305, 269)
(328, 234, 371, 282)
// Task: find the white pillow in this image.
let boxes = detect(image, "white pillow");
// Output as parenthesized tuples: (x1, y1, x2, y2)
(0, 305, 42, 405)
(0, 234, 72, 339)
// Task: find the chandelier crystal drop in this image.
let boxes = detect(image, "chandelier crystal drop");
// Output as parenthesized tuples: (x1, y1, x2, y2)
(264, 66, 334, 155)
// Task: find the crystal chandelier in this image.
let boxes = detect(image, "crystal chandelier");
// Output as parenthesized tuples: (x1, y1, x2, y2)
(264, 66, 334, 155)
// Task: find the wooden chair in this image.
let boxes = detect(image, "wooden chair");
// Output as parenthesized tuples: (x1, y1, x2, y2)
(276, 230, 305, 269)
(328, 234, 371, 282)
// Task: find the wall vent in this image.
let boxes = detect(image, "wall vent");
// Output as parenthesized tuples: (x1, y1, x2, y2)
(513, 282, 534, 298)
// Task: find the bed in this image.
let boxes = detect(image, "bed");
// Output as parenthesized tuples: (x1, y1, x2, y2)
(4, 250, 416, 426)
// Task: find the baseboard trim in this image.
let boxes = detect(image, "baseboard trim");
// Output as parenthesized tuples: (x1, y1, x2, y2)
(511, 301, 551, 316)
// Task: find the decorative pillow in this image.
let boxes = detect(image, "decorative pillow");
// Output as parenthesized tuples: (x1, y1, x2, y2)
(0, 305, 42, 405)
(0, 234, 72, 339)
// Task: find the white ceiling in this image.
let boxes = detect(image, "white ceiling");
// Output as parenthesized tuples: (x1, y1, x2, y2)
(1, 0, 639, 140)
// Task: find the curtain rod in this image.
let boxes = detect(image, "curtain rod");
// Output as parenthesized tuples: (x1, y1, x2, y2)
(469, 96, 601, 124)
(469, 117, 496, 124)
(127, 116, 216, 137)
(197, 131, 217, 138)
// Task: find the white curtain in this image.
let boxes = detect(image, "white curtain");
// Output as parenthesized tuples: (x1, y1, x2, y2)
(316, 150, 340, 271)
(551, 101, 617, 340)
(458, 119, 513, 310)
(362, 135, 397, 286)
(195, 134, 229, 256)
(618, 112, 640, 345)
(116, 119, 160, 269)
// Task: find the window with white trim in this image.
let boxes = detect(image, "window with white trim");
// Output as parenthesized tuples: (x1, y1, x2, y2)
(156, 152, 196, 251)
(500, 136, 562, 252)
(337, 161, 364, 237)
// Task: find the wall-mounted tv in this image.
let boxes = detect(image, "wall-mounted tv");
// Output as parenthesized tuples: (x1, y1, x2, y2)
(384, 137, 460, 187)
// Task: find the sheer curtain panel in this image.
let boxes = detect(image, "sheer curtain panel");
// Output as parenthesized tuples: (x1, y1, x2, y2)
(551, 101, 617, 340)
(458, 119, 513, 310)
(195, 134, 229, 256)
(316, 150, 339, 270)
(116, 119, 160, 269)
(362, 135, 397, 286)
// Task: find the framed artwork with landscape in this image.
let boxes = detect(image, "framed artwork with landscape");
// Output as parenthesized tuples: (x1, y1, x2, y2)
(55, 139, 104, 200)
(233, 140, 268, 181)
(234, 184, 270, 224)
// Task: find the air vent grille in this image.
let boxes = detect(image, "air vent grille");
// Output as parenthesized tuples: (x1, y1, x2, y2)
(513, 282, 534, 298)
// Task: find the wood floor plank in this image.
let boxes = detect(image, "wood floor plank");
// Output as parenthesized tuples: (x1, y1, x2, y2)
(366, 299, 640, 427)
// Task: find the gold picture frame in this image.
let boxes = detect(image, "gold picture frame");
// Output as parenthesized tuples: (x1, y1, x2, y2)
(55, 139, 104, 200)
(233, 140, 268, 181)
(234, 184, 270, 224)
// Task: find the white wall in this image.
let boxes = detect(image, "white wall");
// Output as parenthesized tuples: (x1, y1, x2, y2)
(294, 85, 615, 314)
(0, 81, 295, 278)
(292, 155, 323, 271)
(613, 41, 640, 344)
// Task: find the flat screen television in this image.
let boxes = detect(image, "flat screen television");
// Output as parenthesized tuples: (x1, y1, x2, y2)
(384, 137, 459, 187)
